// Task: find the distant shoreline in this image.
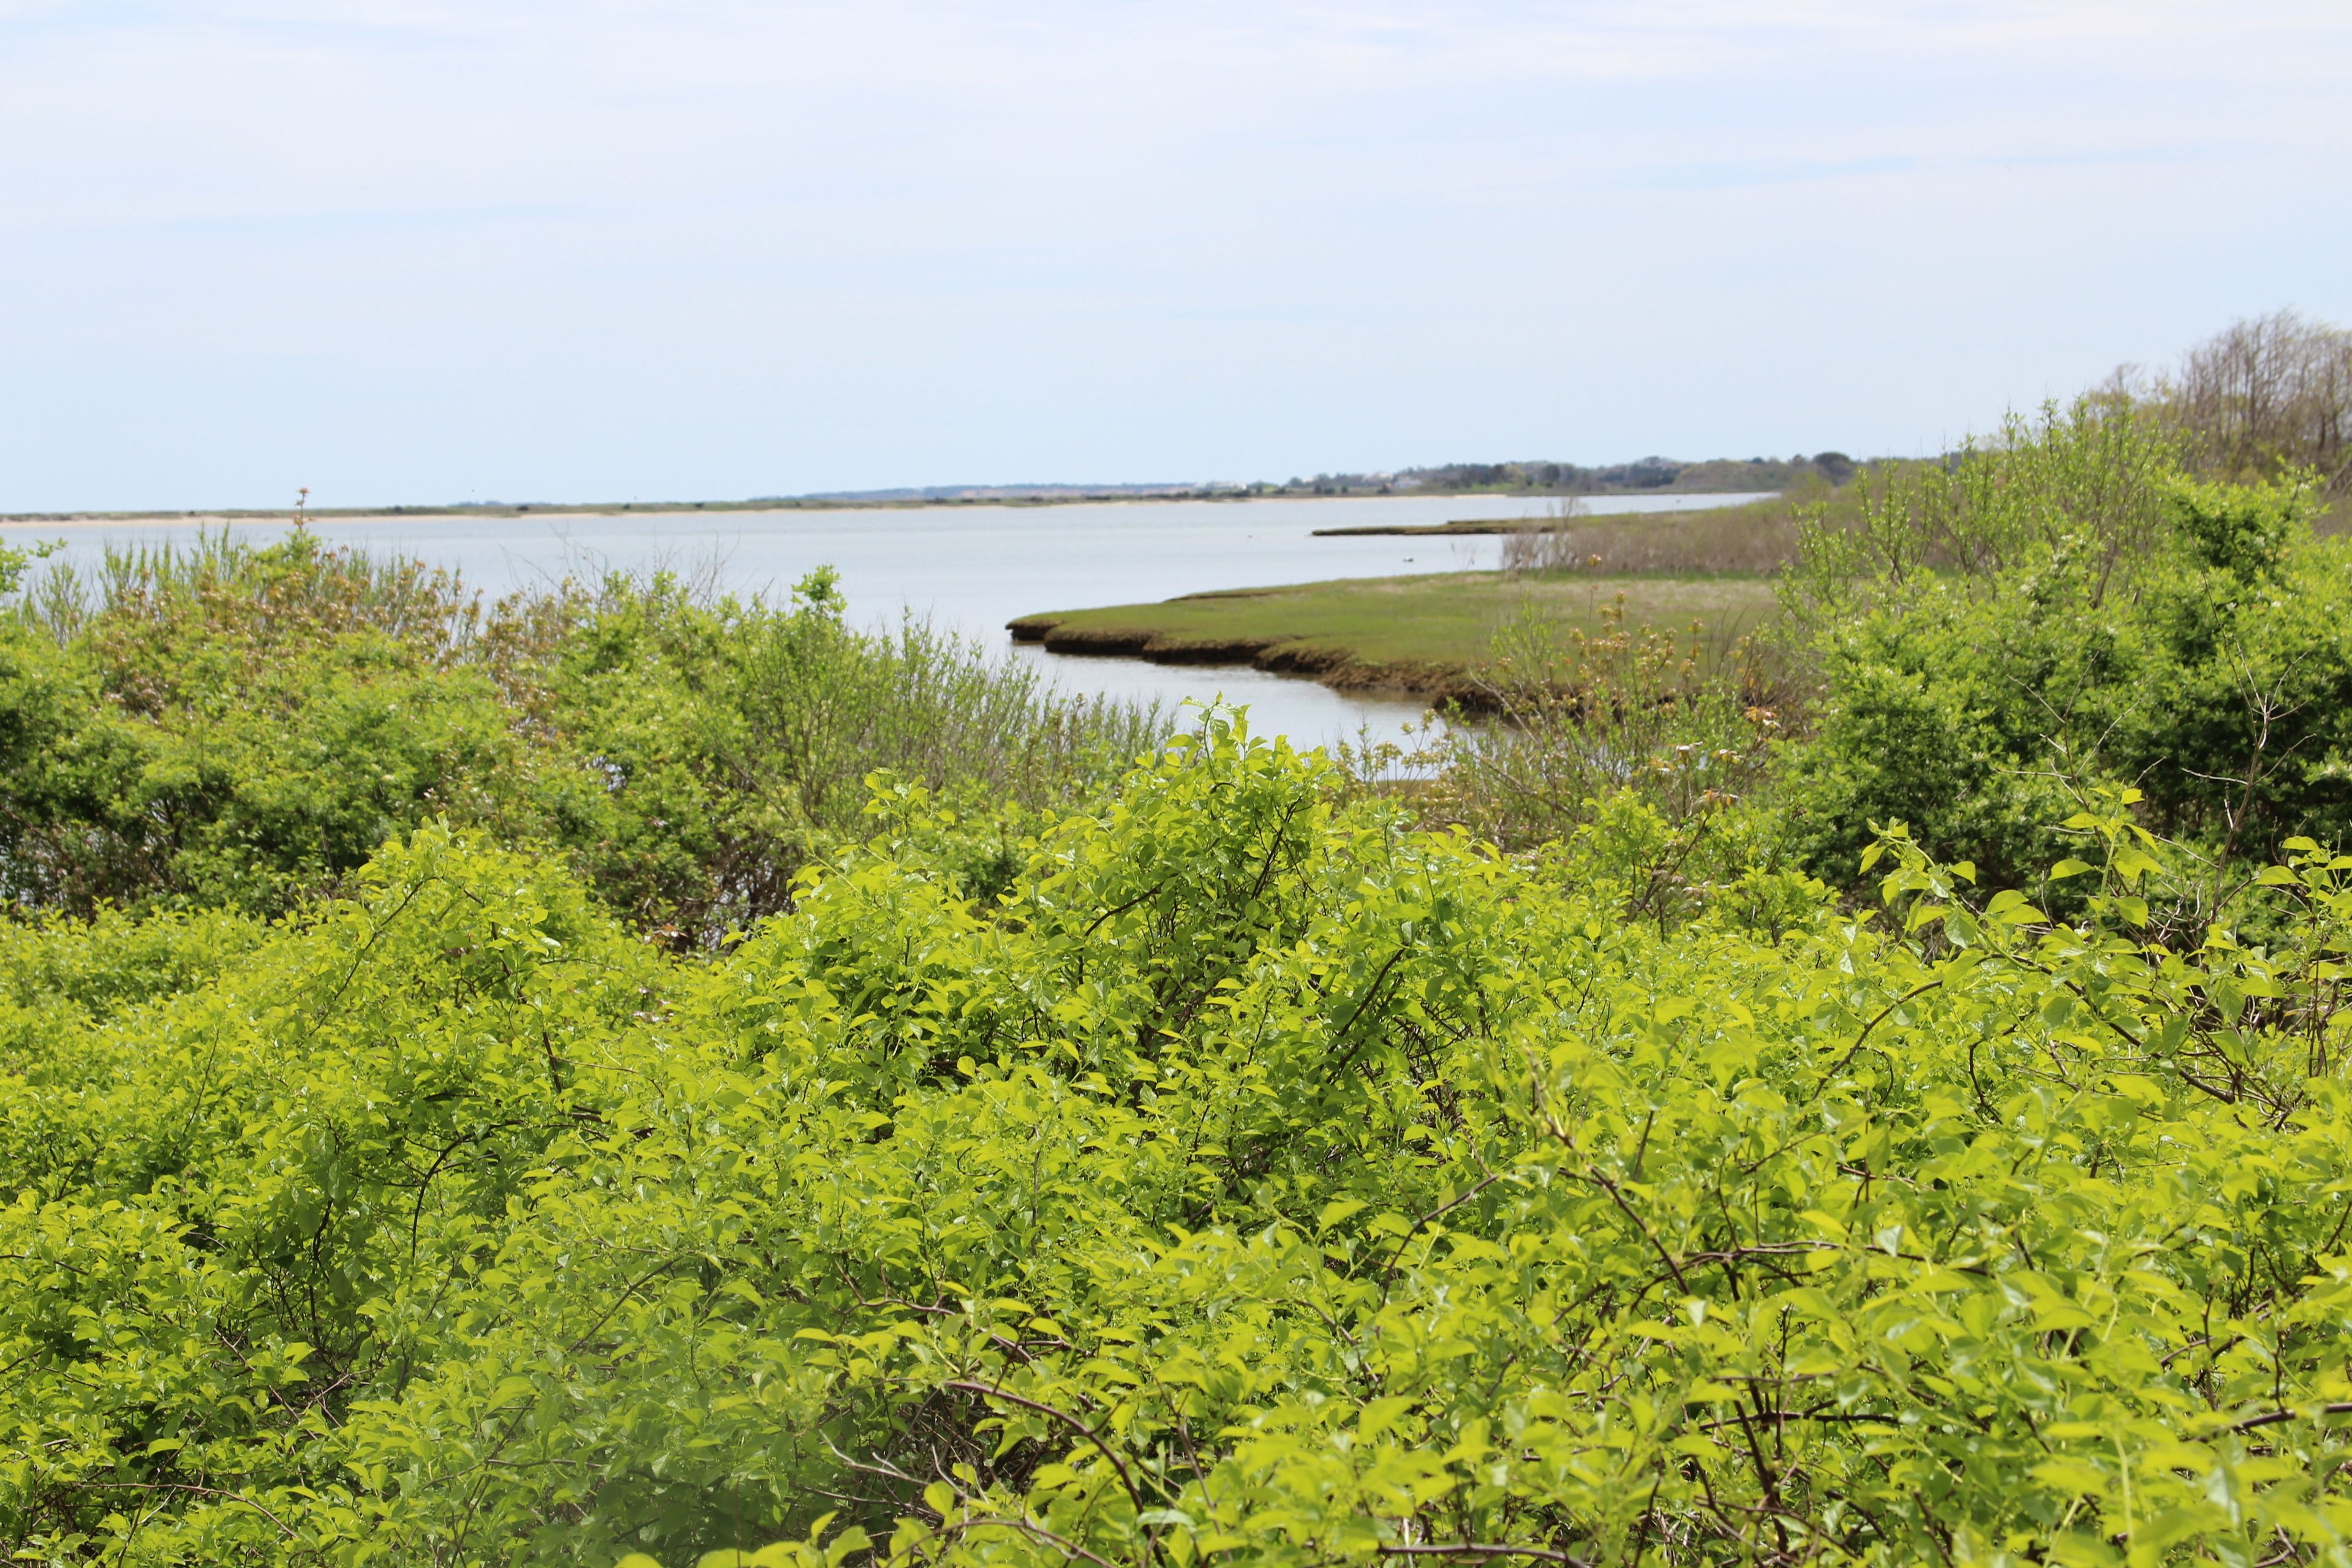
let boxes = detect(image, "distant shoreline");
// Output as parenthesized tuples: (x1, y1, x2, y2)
(0, 484, 1792, 530)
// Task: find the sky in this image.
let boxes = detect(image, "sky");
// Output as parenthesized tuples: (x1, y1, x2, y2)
(2, 1, 2348, 511)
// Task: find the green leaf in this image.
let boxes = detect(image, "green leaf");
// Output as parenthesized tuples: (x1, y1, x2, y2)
(1317, 1199, 1370, 1232)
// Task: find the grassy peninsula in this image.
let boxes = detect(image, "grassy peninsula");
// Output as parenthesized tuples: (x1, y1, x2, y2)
(1009, 490, 1813, 703)
(1009, 571, 1777, 704)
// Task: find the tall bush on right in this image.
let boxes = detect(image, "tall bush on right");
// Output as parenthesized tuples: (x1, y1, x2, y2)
(1777, 399, 2352, 903)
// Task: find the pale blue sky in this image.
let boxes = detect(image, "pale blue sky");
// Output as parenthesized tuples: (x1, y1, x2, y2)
(3, 1, 2347, 510)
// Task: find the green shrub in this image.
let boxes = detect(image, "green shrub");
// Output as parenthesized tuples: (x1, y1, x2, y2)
(1779, 432, 2352, 897)
(6, 731, 2351, 1565)
(497, 566, 1160, 942)
(0, 537, 1158, 935)
(2117, 490, 2352, 880)
(1782, 399, 2180, 616)
(1775, 548, 2132, 894)
(0, 614, 536, 916)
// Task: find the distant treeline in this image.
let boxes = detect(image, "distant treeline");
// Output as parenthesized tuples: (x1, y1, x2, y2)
(1383, 451, 1856, 494)
(2, 461, 1859, 524)
(787, 458, 1860, 503)
(1269, 453, 1858, 497)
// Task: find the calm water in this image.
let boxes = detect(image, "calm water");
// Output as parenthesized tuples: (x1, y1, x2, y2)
(5, 492, 1770, 748)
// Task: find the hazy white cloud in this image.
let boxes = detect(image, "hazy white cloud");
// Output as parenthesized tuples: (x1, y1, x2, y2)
(1, 1, 2347, 506)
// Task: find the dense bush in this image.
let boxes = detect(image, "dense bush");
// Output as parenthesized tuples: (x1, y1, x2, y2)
(4, 720, 2351, 1566)
(1776, 407, 2352, 904)
(0, 535, 1157, 939)
(486, 565, 1153, 937)
(2117, 483, 2352, 868)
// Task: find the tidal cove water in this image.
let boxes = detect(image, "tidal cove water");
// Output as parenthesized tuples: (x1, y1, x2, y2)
(6, 492, 1770, 748)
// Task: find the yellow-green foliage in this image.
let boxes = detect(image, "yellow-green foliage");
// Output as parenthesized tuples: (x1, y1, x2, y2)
(4, 721, 2351, 1566)
(0, 538, 1158, 940)
(1780, 473, 2352, 902)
